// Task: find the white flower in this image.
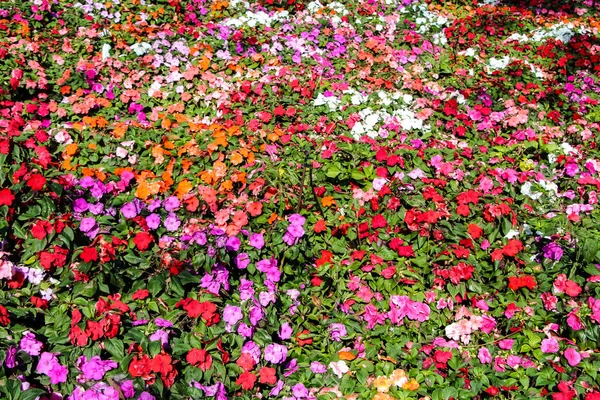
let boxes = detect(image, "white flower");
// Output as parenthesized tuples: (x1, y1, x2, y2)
(131, 42, 151, 56)
(504, 230, 520, 239)
(101, 43, 111, 60)
(329, 360, 349, 378)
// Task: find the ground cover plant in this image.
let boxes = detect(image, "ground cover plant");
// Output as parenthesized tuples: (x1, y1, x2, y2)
(2, 0, 600, 398)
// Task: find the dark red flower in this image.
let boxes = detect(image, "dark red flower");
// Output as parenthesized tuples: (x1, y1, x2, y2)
(0, 305, 10, 326)
(129, 355, 153, 378)
(371, 214, 387, 229)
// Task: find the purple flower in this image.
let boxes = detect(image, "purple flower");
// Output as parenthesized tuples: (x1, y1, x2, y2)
(73, 198, 89, 212)
(164, 213, 181, 231)
(79, 217, 97, 233)
(89, 203, 104, 215)
(542, 242, 563, 261)
(249, 233, 264, 249)
(288, 214, 305, 226)
(225, 236, 241, 252)
(329, 323, 347, 342)
(146, 214, 161, 230)
(164, 196, 180, 211)
(310, 361, 327, 374)
(155, 318, 173, 327)
(4, 346, 17, 368)
(256, 257, 281, 282)
(235, 253, 250, 269)
(20, 332, 43, 356)
(139, 393, 156, 400)
(237, 323, 254, 338)
(292, 383, 308, 398)
(80, 355, 117, 380)
(283, 358, 298, 377)
(223, 305, 243, 328)
(282, 232, 297, 246)
(287, 224, 305, 238)
(148, 199, 162, 212)
(270, 380, 284, 396)
(121, 201, 140, 218)
(149, 330, 169, 346)
(541, 337, 559, 353)
(264, 343, 287, 364)
(239, 279, 254, 301)
(120, 380, 135, 398)
(249, 306, 264, 326)
(242, 341, 261, 363)
(279, 322, 293, 340)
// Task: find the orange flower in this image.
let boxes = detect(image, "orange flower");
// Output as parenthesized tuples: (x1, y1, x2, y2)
(402, 378, 419, 391)
(373, 376, 392, 393)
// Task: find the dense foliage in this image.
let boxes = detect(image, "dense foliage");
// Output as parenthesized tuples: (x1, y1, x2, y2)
(2, 0, 600, 399)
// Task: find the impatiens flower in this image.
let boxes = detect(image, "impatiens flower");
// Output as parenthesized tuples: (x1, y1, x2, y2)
(0, 188, 15, 206)
(264, 343, 287, 364)
(279, 322, 293, 340)
(186, 349, 212, 371)
(259, 367, 277, 385)
(329, 360, 349, 378)
(329, 323, 347, 341)
(80, 355, 117, 380)
(27, 174, 46, 191)
(223, 305, 243, 329)
(146, 214, 161, 230)
(564, 347, 581, 366)
(292, 383, 309, 398)
(249, 233, 264, 249)
(542, 242, 563, 261)
(20, 331, 43, 356)
(541, 337, 559, 353)
(310, 361, 327, 374)
(236, 371, 257, 390)
(121, 201, 140, 218)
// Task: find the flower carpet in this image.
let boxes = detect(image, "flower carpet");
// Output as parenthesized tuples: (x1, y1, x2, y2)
(2, 0, 600, 398)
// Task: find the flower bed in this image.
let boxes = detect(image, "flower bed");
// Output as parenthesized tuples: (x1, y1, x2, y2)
(1, 0, 600, 399)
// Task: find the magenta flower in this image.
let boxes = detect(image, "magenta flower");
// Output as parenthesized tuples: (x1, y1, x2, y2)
(287, 224, 305, 238)
(120, 380, 135, 398)
(20, 332, 43, 356)
(121, 201, 140, 218)
(242, 341, 261, 363)
(235, 253, 250, 269)
(498, 339, 514, 350)
(163, 196, 180, 211)
(225, 236, 241, 252)
(146, 214, 161, 230)
(478, 348, 492, 364)
(149, 329, 169, 346)
(73, 198, 89, 212)
(541, 337, 559, 353)
(80, 355, 117, 380)
(310, 361, 327, 373)
(264, 343, 287, 364)
(79, 217, 97, 233)
(328, 323, 347, 342)
(223, 305, 243, 328)
(249, 233, 264, 249)
(279, 322, 293, 340)
(164, 213, 181, 231)
(564, 347, 581, 366)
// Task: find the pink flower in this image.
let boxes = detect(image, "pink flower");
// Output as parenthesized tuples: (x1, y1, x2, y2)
(478, 348, 492, 364)
(541, 337, 559, 353)
(567, 311, 583, 331)
(264, 344, 287, 364)
(564, 347, 581, 366)
(498, 339, 514, 350)
(20, 332, 43, 356)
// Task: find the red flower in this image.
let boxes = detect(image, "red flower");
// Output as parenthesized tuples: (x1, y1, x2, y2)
(129, 355, 153, 379)
(0, 188, 14, 206)
(296, 329, 312, 346)
(564, 280, 582, 297)
(236, 371, 257, 390)
(467, 224, 483, 239)
(456, 204, 470, 216)
(508, 276, 520, 291)
(133, 232, 154, 251)
(80, 247, 98, 263)
(0, 305, 10, 326)
(69, 325, 89, 346)
(503, 239, 523, 257)
(314, 219, 327, 233)
(86, 320, 104, 341)
(30, 296, 48, 309)
(102, 314, 121, 338)
(485, 386, 499, 396)
(152, 354, 174, 376)
(131, 289, 149, 300)
(396, 245, 414, 258)
(371, 214, 387, 229)
(259, 367, 277, 385)
(456, 190, 481, 204)
(186, 349, 212, 371)
(31, 220, 53, 240)
(26, 174, 46, 191)
(236, 353, 255, 371)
